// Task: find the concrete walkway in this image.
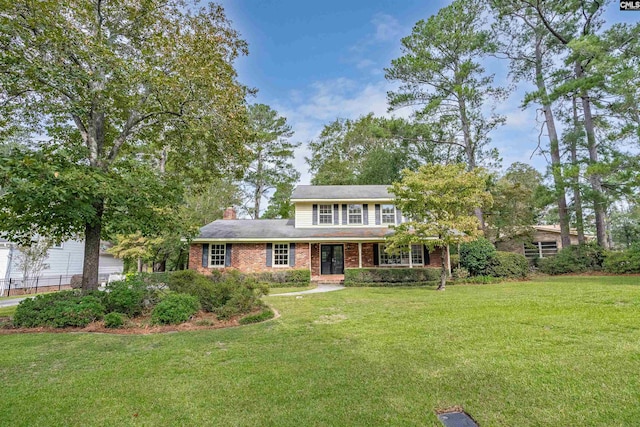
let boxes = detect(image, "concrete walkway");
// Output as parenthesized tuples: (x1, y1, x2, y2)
(0, 297, 31, 308)
(269, 283, 345, 296)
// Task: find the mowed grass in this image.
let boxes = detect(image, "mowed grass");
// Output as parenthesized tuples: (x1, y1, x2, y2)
(1, 276, 640, 426)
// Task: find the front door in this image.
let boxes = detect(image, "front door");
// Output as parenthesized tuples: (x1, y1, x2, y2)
(320, 244, 344, 275)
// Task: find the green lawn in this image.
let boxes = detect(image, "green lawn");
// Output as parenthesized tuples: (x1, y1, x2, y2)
(1, 276, 640, 426)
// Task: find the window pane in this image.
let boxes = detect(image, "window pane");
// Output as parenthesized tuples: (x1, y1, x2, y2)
(348, 204, 362, 224)
(210, 244, 226, 266)
(411, 245, 423, 265)
(379, 244, 410, 265)
(273, 243, 289, 266)
(319, 204, 333, 224)
(381, 204, 395, 224)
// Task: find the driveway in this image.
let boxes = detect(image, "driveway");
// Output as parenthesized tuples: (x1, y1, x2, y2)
(0, 297, 31, 308)
(270, 283, 345, 296)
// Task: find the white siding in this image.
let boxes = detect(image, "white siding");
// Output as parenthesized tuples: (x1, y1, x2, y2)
(0, 247, 9, 280)
(295, 203, 314, 227)
(98, 254, 124, 274)
(4, 240, 123, 279)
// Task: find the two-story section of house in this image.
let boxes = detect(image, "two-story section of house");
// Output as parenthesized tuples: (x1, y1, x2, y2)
(188, 185, 444, 280)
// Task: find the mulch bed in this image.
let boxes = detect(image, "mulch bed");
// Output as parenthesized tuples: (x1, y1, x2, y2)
(0, 308, 277, 335)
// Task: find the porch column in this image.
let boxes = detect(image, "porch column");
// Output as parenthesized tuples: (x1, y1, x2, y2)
(409, 245, 413, 268)
(358, 242, 362, 268)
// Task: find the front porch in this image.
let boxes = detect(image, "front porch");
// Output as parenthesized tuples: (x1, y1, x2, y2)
(311, 274, 345, 285)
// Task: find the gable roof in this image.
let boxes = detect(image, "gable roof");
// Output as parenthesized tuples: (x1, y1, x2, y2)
(290, 185, 393, 201)
(194, 219, 393, 242)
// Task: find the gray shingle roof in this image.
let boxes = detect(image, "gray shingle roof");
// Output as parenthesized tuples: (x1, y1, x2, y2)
(196, 219, 392, 241)
(290, 185, 393, 200)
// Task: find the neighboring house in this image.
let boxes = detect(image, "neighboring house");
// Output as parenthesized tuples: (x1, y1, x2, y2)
(189, 185, 444, 280)
(0, 239, 124, 284)
(496, 225, 593, 261)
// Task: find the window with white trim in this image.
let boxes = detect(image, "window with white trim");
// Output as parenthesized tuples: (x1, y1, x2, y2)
(348, 204, 362, 224)
(379, 244, 423, 266)
(381, 204, 395, 224)
(319, 204, 333, 224)
(273, 243, 289, 266)
(51, 243, 64, 249)
(210, 244, 226, 267)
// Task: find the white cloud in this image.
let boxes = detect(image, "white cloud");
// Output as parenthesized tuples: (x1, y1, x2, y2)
(371, 13, 403, 42)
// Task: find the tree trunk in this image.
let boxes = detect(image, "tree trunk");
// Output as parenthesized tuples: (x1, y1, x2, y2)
(575, 62, 608, 248)
(437, 246, 446, 291)
(534, 38, 571, 248)
(82, 200, 104, 291)
(570, 97, 586, 245)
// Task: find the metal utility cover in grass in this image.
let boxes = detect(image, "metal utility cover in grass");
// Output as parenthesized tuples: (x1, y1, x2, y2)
(437, 411, 478, 427)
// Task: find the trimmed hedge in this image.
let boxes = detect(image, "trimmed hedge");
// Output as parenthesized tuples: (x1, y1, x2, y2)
(460, 238, 496, 276)
(13, 291, 104, 328)
(538, 244, 604, 275)
(152, 293, 200, 325)
(251, 269, 311, 287)
(488, 251, 529, 278)
(344, 268, 440, 287)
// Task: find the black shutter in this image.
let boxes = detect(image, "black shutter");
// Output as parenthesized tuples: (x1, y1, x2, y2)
(424, 245, 430, 265)
(333, 204, 339, 225)
(342, 204, 347, 225)
(202, 244, 209, 268)
(225, 243, 232, 267)
(396, 207, 402, 224)
(312, 204, 318, 225)
(266, 243, 272, 267)
(289, 243, 296, 267)
(363, 204, 369, 225)
(375, 204, 381, 225)
(373, 244, 379, 266)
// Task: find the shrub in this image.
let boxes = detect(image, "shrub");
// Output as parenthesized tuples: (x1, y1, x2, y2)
(103, 276, 157, 317)
(603, 244, 640, 274)
(344, 268, 440, 287)
(239, 308, 275, 325)
(166, 270, 218, 312)
(538, 243, 604, 275)
(452, 266, 470, 279)
(460, 238, 497, 276)
(104, 312, 126, 328)
(13, 291, 105, 328)
(151, 293, 200, 325)
(488, 251, 529, 278)
(211, 271, 268, 319)
(251, 269, 311, 287)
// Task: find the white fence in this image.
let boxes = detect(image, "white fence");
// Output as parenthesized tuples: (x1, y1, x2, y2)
(0, 274, 112, 297)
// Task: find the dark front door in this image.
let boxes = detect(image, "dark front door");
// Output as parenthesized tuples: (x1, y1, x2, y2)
(320, 244, 344, 275)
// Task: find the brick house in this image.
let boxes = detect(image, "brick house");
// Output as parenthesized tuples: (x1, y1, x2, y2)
(496, 225, 594, 261)
(189, 185, 444, 281)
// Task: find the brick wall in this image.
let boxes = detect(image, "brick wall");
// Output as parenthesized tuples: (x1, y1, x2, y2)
(190, 243, 310, 274)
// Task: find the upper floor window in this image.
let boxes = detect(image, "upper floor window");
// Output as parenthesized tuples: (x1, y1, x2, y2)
(51, 243, 64, 249)
(348, 204, 362, 224)
(319, 204, 333, 224)
(381, 204, 395, 224)
(210, 244, 226, 267)
(273, 243, 290, 266)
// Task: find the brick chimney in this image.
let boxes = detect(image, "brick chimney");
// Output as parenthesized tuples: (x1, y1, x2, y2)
(223, 207, 237, 220)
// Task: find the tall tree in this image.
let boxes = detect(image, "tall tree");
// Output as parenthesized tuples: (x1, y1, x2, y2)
(386, 0, 506, 228)
(388, 164, 493, 291)
(0, 0, 249, 289)
(242, 104, 299, 219)
(492, 2, 572, 247)
(307, 114, 446, 185)
(262, 182, 296, 219)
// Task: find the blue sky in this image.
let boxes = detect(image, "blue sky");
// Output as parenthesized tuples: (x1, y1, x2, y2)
(219, 0, 638, 184)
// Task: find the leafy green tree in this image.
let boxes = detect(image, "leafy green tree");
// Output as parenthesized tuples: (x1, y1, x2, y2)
(386, 0, 506, 229)
(242, 104, 299, 219)
(0, 0, 249, 289)
(387, 164, 493, 290)
(262, 182, 296, 219)
(307, 114, 443, 185)
(487, 162, 543, 242)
